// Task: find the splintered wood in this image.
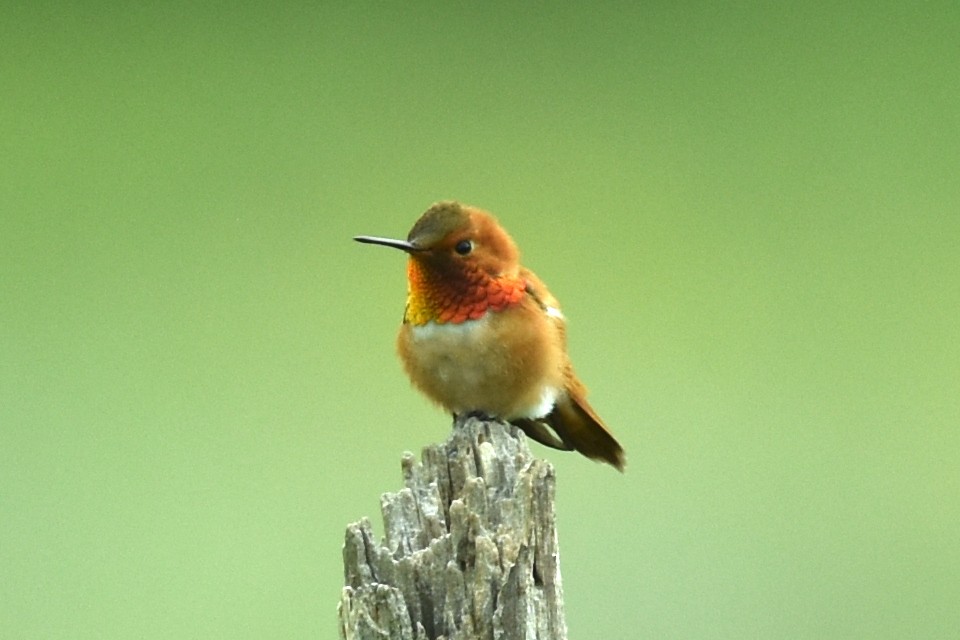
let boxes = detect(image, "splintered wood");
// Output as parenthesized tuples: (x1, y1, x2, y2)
(338, 416, 567, 640)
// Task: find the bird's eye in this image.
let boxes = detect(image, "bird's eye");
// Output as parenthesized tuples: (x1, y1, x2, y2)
(454, 239, 473, 255)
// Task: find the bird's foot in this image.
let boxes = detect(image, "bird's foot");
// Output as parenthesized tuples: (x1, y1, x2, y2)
(454, 410, 496, 426)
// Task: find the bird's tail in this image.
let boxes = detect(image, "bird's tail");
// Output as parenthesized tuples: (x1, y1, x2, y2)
(514, 391, 626, 471)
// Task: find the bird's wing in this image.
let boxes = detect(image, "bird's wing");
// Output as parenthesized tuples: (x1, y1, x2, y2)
(520, 268, 566, 333)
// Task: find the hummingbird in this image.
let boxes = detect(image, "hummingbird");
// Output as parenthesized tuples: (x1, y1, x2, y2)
(354, 201, 625, 471)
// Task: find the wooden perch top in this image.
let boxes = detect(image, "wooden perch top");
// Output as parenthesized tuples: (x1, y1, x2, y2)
(338, 416, 567, 640)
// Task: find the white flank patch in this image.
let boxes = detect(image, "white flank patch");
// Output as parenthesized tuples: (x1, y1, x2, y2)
(524, 385, 559, 420)
(544, 305, 564, 320)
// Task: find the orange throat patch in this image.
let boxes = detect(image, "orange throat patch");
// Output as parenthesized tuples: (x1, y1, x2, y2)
(404, 258, 526, 325)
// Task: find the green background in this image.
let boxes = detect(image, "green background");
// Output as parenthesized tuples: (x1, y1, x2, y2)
(3, 2, 958, 638)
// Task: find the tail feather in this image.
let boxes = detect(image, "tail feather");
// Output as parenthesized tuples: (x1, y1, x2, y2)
(511, 417, 574, 452)
(513, 393, 626, 471)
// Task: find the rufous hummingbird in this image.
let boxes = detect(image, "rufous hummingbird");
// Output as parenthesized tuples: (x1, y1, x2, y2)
(354, 201, 625, 471)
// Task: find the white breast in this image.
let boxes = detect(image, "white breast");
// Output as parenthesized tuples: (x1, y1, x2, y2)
(402, 310, 562, 419)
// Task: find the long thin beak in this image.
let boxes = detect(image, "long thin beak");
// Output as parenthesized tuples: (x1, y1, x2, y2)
(353, 235, 422, 252)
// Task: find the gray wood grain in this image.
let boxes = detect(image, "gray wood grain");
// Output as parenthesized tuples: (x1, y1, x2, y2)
(338, 416, 567, 640)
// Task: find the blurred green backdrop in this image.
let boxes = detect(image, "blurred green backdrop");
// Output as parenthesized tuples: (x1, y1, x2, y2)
(3, 2, 958, 638)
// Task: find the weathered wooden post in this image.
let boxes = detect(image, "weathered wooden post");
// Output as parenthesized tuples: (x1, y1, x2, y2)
(338, 415, 567, 640)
